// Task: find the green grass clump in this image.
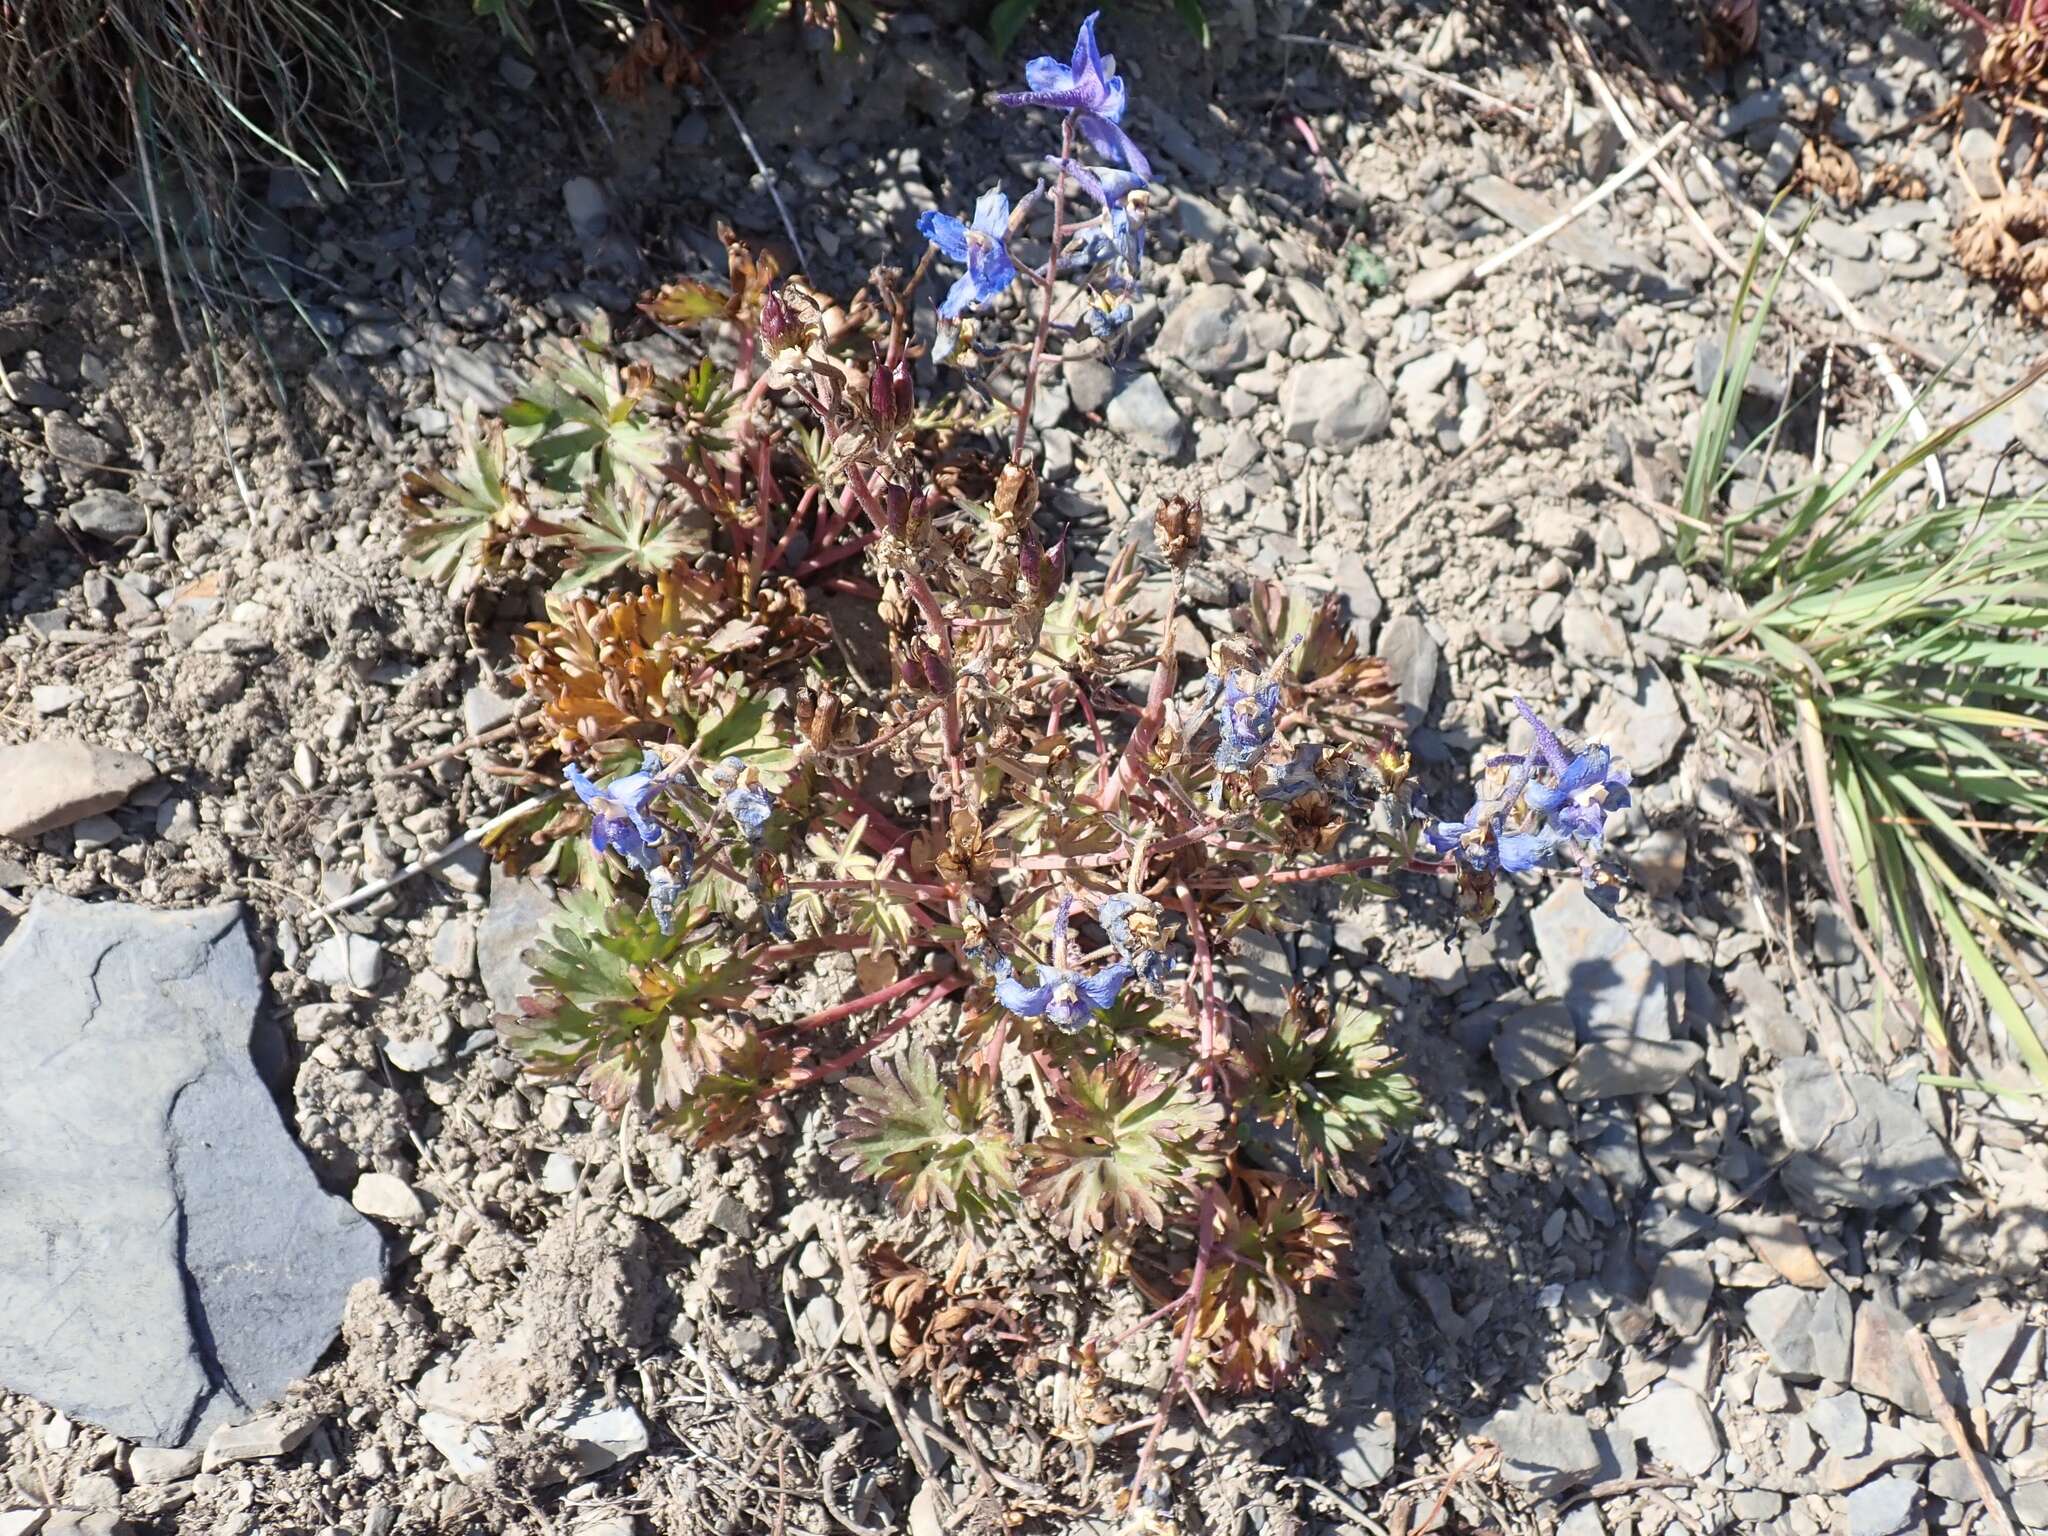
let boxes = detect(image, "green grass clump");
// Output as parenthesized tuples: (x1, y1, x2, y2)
(1682, 230, 2048, 1091)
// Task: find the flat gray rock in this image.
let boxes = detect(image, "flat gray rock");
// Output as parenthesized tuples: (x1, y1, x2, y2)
(1746, 1283, 1853, 1383)
(0, 896, 383, 1446)
(1530, 883, 1673, 1039)
(1281, 356, 1391, 450)
(0, 736, 157, 841)
(1157, 285, 1255, 378)
(1777, 1056, 1958, 1210)
(1559, 1037, 1702, 1099)
(479, 876, 561, 1014)
(1462, 176, 1656, 278)
(1485, 1406, 1601, 1496)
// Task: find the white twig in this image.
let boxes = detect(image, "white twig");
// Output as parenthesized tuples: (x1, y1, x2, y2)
(700, 60, 811, 279)
(1272, 32, 1542, 127)
(313, 793, 550, 918)
(1553, 5, 1946, 502)
(1472, 122, 1684, 281)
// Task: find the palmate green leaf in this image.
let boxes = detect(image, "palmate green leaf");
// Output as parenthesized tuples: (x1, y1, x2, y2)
(1241, 997, 1420, 1194)
(1023, 1054, 1224, 1248)
(506, 338, 669, 492)
(835, 1055, 1015, 1237)
(399, 410, 525, 595)
(503, 886, 756, 1113)
(550, 484, 694, 595)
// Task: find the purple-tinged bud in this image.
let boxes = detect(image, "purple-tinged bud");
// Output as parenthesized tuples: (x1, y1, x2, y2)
(888, 358, 914, 422)
(920, 645, 953, 693)
(760, 289, 795, 349)
(869, 360, 902, 428)
(1040, 532, 1067, 605)
(876, 482, 911, 536)
(898, 646, 930, 694)
(1017, 522, 1043, 594)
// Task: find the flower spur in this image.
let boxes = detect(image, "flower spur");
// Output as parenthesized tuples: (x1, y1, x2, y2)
(972, 894, 1132, 1031)
(997, 12, 1150, 179)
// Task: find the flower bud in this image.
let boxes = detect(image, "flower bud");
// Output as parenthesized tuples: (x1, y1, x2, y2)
(1040, 532, 1067, 605)
(1016, 522, 1043, 594)
(920, 644, 953, 693)
(869, 357, 903, 428)
(760, 289, 795, 349)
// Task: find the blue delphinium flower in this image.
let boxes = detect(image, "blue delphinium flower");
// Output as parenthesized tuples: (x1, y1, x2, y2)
(1061, 162, 1146, 286)
(566, 751, 694, 935)
(975, 895, 1132, 1030)
(1097, 893, 1175, 990)
(709, 755, 776, 843)
(918, 187, 1020, 320)
(1513, 696, 1631, 847)
(1213, 667, 1284, 773)
(763, 891, 793, 941)
(998, 12, 1151, 179)
(566, 751, 669, 868)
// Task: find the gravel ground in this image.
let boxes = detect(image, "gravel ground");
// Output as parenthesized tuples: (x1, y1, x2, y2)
(3, 1, 2047, 1533)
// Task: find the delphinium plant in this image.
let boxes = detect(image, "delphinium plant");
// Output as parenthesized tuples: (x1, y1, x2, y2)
(405, 12, 1635, 1511)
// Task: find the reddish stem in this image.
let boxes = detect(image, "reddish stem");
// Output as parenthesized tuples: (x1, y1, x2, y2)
(1012, 118, 1076, 464)
(998, 819, 1222, 873)
(1195, 854, 1393, 891)
(1130, 1185, 1220, 1498)
(786, 968, 945, 1031)
(795, 975, 964, 1083)
(1096, 571, 1184, 813)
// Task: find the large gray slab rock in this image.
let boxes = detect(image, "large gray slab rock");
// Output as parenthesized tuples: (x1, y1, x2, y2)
(1485, 1406, 1602, 1496)
(479, 877, 562, 1014)
(1777, 1056, 1959, 1210)
(0, 896, 383, 1446)
(0, 737, 156, 841)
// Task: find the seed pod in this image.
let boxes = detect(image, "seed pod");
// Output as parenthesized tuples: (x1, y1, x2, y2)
(877, 482, 911, 536)
(1153, 494, 1203, 567)
(888, 357, 914, 422)
(805, 687, 844, 752)
(993, 460, 1038, 525)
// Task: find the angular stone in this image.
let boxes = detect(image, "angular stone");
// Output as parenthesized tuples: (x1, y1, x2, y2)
(351, 1172, 427, 1227)
(67, 490, 148, 542)
(1463, 176, 1656, 278)
(1530, 884, 1674, 1038)
(1777, 1057, 1959, 1211)
(126, 1446, 203, 1484)
(0, 737, 156, 841)
(1649, 1250, 1713, 1337)
(1851, 1301, 1937, 1419)
(201, 1412, 316, 1471)
(1491, 1000, 1577, 1089)
(1281, 356, 1390, 449)
(1845, 1475, 1920, 1536)
(1328, 1407, 1398, 1490)
(1746, 1284, 1853, 1382)
(0, 897, 383, 1445)
(1375, 614, 1439, 728)
(1584, 664, 1685, 776)
(1104, 374, 1185, 460)
(1157, 285, 1254, 378)
(479, 878, 560, 1014)
(1485, 1406, 1602, 1496)
(1559, 1037, 1703, 1099)
(1810, 1390, 1869, 1456)
(1618, 1382, 1720, 1476)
